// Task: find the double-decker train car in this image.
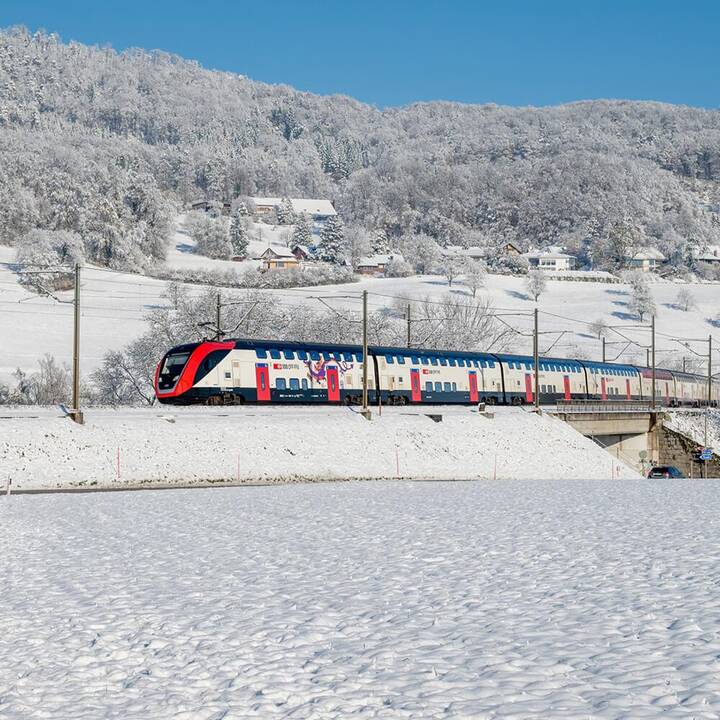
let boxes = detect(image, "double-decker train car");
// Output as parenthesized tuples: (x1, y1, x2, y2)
(155, 337, 720, 408)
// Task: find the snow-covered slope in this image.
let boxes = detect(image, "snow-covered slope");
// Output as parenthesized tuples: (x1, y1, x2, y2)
(3, 478, 720, 718)
(0, 406, 638, 490)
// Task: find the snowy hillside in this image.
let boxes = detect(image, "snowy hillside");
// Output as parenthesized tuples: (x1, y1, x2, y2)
(2, 233, 718, 388)
(0, 406, 638, 490)
(4, 478, 720, 717)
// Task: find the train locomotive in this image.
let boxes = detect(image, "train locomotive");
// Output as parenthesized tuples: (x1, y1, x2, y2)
(155, 338, 720, 408)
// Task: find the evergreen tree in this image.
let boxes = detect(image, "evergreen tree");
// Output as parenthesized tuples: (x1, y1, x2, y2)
(276, 197, 295, 225)
(292, 212, 313, 247)
(371, 228, 390, 254)
(229, 210, 249, 257)
(318, 215, 345, 264)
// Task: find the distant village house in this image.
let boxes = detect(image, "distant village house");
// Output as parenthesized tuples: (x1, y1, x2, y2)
(356, 253, 404, 277)
(626, 247, 666, 272)
(243, 197, 337, 235)
(260, 247, 299, 271)
(522, 246, 577, 271)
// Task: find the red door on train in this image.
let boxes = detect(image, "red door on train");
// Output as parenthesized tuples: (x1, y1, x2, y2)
(410, 368, 421, 402)
(468, 371, 479, 402)
(601, 377, 607, 401)
(563, 375, 571, 401)
(626, 378, 631, 400)
(524, 373, 533, 403)
(255, 363, 270, 401)
(326, 366, 340, 402)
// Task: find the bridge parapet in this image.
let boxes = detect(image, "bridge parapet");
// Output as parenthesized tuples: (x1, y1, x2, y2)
(553, 400, 653, 415)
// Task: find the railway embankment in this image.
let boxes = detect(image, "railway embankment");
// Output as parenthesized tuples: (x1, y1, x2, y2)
(0, 406, 640, 491)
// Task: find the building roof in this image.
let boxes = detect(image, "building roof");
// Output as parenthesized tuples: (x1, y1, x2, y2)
(261, 246, 296, 259)
(357, 253, 403, 267)
(291, 244, 311, 255)
(522, 249, 576, 260)
(628, 247, 666, 261)
(695, 245, 720, 261)
(247, 197, 336, 217)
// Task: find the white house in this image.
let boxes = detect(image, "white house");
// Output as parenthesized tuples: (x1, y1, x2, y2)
(695, 245, 720, 264)
(626, 247, 666, 272)
(522, 246, 577, 271)
(243, 197, 337, 235)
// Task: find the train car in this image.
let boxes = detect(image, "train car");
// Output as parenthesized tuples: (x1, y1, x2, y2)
(670, 371, 706, 407)
(374, 346, 504, 405)
(493, 354, 587, 404)
(156, 338, 369, 405)
(581, 361, 642, 401)
(635, 367, 676, 406)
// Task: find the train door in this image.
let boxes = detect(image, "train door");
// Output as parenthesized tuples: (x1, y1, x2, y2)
(625, 378, 631, 400)
(255, 363, 270, 401)
(410, 368, 421, 402)
(601, 377, 607, 401)
(563, 375, 571, 401)
(327, 366, 340, 402)
(232, 360, 242, 388)
(469, 371, 479, 402)
(525, 373, 533, 403)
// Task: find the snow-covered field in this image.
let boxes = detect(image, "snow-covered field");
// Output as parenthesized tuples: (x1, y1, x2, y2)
(3, 478, 720, 718)
(667, 409, 720, 453)
(0, 406, 638, 490)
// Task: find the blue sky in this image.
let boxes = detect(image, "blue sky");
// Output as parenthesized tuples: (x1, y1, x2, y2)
(2, 0, 718, 108)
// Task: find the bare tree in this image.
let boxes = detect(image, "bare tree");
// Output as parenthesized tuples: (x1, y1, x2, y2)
(675, 287, 696, 312)
(629, 275, 656, 321)
(589, 318, 609, 338)
(440, 255, 464, 287)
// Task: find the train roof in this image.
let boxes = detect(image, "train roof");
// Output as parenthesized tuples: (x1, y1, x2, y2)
(581, 360, 638, 372)
(493, 353, 584, 367)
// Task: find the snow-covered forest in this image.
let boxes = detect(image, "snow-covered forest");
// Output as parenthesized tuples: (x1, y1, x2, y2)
(2, 27, 720, 274)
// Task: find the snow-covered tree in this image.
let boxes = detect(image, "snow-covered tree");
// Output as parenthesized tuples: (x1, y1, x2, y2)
(675, 287, 696, 312)
(15, 229, 83, 292)
(192, 215, 232, 259)
(276, 197, 295, 225)
(524, 268, 547, 302)
(628, 274, 656, 321)
(229, 210, 249, 257)
(318, 215, 345, 264)
(464, 259, 486, 297)
(440, 254, 464, 287)
(384, 257, 413, 278)
(292, 212, 313, 247)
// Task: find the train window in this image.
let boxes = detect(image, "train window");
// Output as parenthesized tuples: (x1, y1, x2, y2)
(435, 382, 442, 391)
(331, 353, 342, 362)
(541, 384, 547, 393)
(276, 378, 286, 390)
(430, 357, 438, 366)
(343, 353, 353, 361)
(225, 372, 231, 379)
(449, 358, 457, 366)
(479, 360, 486, 368)
(355, 353, 363, 362)
(289, 378, 300, 390)
(444, 382, 452, 391)
(452, 382, 457, 391)
(322, 352, 333, 360)
(397, 356, 406, 364)
(385, 355, 394, 364)
(421, 357, 429, 365)
(411, 356, 420, 364)
(398, 376, 403, 383)
(283, 351, 294, 360)
(270, 350, 281, 360)
(255, 349, 268, 359)
(310, 351, 320, 360)
(425, 381, 433, 391)
(440, 358, 447, 366)
(301, 378, 308, 390)
(297, 350, 308, 360)
(488, 360, 495, 368)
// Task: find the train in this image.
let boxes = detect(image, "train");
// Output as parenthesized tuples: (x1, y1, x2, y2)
(155, 338, 720, 408)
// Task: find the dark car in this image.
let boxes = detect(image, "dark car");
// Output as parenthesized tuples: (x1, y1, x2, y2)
(647, 466, 685, 479)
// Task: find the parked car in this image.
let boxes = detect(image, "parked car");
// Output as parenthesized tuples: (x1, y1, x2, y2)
(647, 466, 685, 479)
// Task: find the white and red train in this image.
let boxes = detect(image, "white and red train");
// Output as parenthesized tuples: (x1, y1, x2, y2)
(155, 338, 720, 408)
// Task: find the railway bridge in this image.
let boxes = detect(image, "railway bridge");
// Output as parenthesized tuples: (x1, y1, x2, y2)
(548, 400, 707, 475)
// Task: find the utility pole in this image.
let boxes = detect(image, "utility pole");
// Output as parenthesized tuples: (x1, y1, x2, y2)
(406, 303, 411, 348)
(602, 336, 606, 363)
(706, 335, 712, 479)
(651, 315, 656, 410)
(216, 293, 222, 340)
(683, 356, 686, 373)
(646, 348, 650, 367)
(533, 307, 540, 413)
(71, 263, 83, 424)
(362, 290, 370, 419)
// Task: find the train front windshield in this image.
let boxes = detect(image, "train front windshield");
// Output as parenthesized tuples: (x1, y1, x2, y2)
(158, 351, 191, 391)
